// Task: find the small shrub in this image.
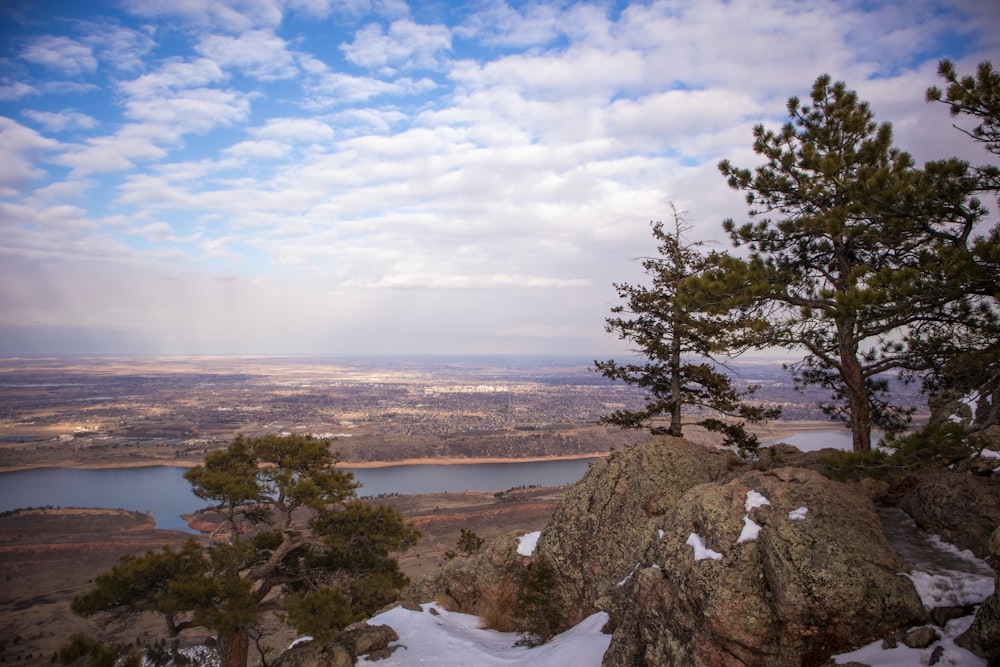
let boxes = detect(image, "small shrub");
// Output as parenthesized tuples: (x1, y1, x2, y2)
(883, 422, 979, 468)
(819, 449, 891, 482)
(513, 556, 561, 645)
(456, 529, 485, 556)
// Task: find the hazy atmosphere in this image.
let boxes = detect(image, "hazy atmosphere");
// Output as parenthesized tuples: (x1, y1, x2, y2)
(1, 0, 998, 355)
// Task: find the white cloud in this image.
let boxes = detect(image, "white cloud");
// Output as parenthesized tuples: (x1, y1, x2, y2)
(121, 0, 284, 33)
(196, 29, 298, 79)
(22, 109, 99, 132)
(251, 117, 335, 142)
(20, 35, 97, 75)
(0, 81, 37, 101)
(0, 116, 59, 195)
(119, 57, 227, 98)
(84, 23, 157, 71)
(341, 20, 451, 72)
(455, 0, 560, 48)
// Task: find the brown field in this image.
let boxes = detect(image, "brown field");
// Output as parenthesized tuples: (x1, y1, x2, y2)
(0, 486, 564, 665)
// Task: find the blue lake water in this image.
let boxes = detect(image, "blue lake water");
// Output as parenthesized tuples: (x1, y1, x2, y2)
(762, 428, 882, 452)
(0, 458, 599, 533)
(0, 429, 861, 533)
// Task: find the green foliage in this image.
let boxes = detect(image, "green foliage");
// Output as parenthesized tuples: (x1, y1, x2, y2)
(72, 434, 419, 667)
(927, 59, 1000, 176)
(882, 422, 980, 468)
(912, 60, 1000, 433)
(57, 634, 138, 667)
(457, 528, 485, 555)
(818, 449, 892, 482)
(821, 423, 983, 481)
(718, 74, 989, 453)
(513, 556, 561, 646)
(282, 587, 353, 643)
(595, 204, 779, 455)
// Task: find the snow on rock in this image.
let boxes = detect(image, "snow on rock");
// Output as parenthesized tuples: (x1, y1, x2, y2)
(981, 449, 1000, 460)
(737, 516, 762, 544)
(356, 604, 612, 667)
(745, 490, 770, 512)
(288, 636, 313, 649)
(617, 563, 639, 587)
(685, 532, 723, 561)
(788, 507, 808, 521)
(517, 531, 541, 557)
(906, 570, 995, 608)
(832, 615, 986, 667)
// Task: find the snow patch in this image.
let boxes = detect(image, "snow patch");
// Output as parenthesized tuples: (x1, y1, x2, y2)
(832, 615, 986, 667)
(517, 531, 541, 557)
(356, 604, 612, 667)
(745, 490, 770, 512)
(981, 449, 999, 460)
(657, 528, 664, 541)
(618, 563, 640, 587)
(737, 516, 762, 544)
(905, 569, 995, 609)
(686, 533, 723, 561)
(788, 507, 808, 521)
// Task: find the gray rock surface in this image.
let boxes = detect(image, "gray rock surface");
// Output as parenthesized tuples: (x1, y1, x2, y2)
(272, 623, 398, 667)
(402, 531, 530, 631)
(956, 526, 1000, 664)
(602, 467, 926, 667)
(534, 436, 733, 630)
(899, 472, 1000, 559)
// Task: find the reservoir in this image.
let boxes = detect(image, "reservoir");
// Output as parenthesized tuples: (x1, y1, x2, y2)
(0, 457, 600, 533)
(0, 428, 860, 532)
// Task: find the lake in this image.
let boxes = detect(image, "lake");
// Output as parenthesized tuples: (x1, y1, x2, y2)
(0, 428, 861, 532)
(0, 457, 600, 532)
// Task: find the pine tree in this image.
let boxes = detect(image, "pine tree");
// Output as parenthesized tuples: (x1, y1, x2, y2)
(72, 434, 420, 667)
(718, 75, 980, 453)
(595, 205, 778, 456)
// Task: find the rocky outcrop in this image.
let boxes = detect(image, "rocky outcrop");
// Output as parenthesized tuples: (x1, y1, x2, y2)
(533, 436, 734, 630)
(403, 531, 530, 631)
(602, 467, 926, 667)
(957, 526, 1000, 664)
(899, 472, 1000, 559)
(272, 623, 398, 667)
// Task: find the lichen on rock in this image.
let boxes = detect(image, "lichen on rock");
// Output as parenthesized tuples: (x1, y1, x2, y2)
(602, 467, 927, 667)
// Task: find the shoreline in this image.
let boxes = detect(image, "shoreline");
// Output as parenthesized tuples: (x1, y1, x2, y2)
(0, 420, 845, 473)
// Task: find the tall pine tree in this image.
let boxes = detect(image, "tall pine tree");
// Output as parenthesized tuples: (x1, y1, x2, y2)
(595, 205, 777, 456)
(718, 75, 980, 453)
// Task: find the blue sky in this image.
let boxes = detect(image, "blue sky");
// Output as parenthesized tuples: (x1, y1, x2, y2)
(1, 0, 997, 356)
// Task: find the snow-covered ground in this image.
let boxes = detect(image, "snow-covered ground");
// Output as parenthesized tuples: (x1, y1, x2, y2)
(355, 513, 994, 667)
(831, 508, 995, 667)
(356, 605, 611, 667)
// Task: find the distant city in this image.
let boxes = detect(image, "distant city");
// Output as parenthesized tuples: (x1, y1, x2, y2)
(0, 355, 926, 469)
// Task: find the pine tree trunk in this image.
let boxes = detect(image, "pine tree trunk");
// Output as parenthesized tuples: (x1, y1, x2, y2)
(669, 326, 683, 437)
(839, 325, 872, 454)
(217, 627, 249, 667)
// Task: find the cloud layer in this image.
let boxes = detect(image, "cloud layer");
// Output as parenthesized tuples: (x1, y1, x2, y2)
(1, 0, 998, 355)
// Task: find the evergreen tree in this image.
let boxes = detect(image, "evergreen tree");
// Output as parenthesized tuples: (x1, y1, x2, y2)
(718, 75, 979, 453)
(72, 434, 420, 667)
(595, 205, 778, 456)
(911, 60, 1000, 432)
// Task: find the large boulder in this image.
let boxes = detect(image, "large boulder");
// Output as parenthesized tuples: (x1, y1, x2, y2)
(602, 467, 926, 667)
(272, 623, 398, 667)
(899, 472, 1000, 559)
(402, 531, 530, 631)
(533, 436, 734, 631)
(956, 526, 1000, 664)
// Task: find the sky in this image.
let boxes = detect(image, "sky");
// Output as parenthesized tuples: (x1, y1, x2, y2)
(1, 0, 998, 357)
